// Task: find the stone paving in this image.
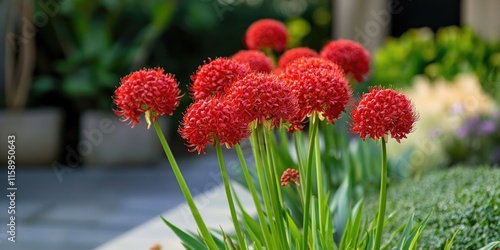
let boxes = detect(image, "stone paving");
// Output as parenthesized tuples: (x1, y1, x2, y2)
(0, 149, 247, 250)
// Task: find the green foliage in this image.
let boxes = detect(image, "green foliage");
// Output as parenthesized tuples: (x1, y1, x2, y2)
(34, 0, 176, 110)
(374, 26, 500, 100)
(365, 166, 500, 249)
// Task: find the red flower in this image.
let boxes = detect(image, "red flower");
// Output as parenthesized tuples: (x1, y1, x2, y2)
(113, 68, 181, 128)
(245, 19, 288, 52)
(281, 168, 300, 186)
(350, 88, 418, 143)
(278, 47, 318, 69)
(281, 57, 351, 131)
(232, 50, 274, 73)
(190, 58, 251, 100)
(179, 96, 251, 154)
(225, 72, 298, 128)
(320, 39, 370, 82)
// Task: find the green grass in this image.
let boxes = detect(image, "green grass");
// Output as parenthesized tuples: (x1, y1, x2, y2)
(365, 166, 500, 249)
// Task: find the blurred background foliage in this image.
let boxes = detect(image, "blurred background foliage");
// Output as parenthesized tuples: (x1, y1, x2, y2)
(374, 26, 500, 100)
(29, 0, 332, 112)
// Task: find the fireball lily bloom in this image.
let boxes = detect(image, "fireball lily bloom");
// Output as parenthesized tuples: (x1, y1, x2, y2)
(190, 58, 251, 100)
(320, 39, 370, 82)
(281, 168, 300, 186)
(225, 72, 298, 129)
(350, 88, 418, 143)
(245, 19, 288, 52)
(232, 50, 274, 73)
(113, 68, 181, 128)
(281, 57, 351, 131)
(179, 96, 251, 154)
(278, 47, 318, 69)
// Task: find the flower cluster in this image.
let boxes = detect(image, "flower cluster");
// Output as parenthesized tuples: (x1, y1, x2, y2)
(112, 18, 424, 250)
(320, 39, 370, 82)
(281, 57, 352, 130)
(245, 19, 288, 52)
(277, 47, 318, 69)
(281, 168, 300, 186)
(225, 72, 298, 128)
(179, 96, 251, 154)
(190, 58, 251, 100)
(232, 50, 273, 73)
(350, 88, 418, 142)
(113, 68, 181, 128)
(112, 19, 417, 146)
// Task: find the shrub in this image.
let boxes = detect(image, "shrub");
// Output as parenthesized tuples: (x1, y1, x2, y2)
(366, 166, 500, 249)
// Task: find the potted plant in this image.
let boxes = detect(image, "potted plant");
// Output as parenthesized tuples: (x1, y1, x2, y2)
(0, 0, 64, 166)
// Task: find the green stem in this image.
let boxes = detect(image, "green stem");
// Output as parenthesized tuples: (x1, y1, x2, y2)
(293, 132, 306, 195)
(235, 144, 274, 248)
(215, 140, 245, 248)
(153, 121, 217, 250)
(373, 138, 388, 250)
(319, 122, 334, 190)
(257, 127, 284, 249)
(250, 128, 277, 246)
(302, 114, 320, 250)
(263, 128, 288, 248)
(312, 115, 325, 229)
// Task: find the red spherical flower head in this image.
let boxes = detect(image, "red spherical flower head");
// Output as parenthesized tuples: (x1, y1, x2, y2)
(179, 96, 251, 154)
(225, 72, 298, 128)
(350, 88, 418, 143)
(232, 50, 274, 73)
(190, 58, 251, 100)
(245, 19, 288, 52)
(281, 168, 300, 186)
(281, 57, 352, 131)
(113, 68, 181, 128)
(320, 39, 370, 82)
(278, 47, 318, 69)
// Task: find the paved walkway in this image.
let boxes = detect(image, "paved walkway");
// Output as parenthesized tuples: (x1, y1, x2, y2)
(0, 148, 249, 250)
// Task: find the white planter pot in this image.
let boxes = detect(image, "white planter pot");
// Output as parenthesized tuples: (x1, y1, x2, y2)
(0, 108, 64, 165)
(79, 111, 169, 166)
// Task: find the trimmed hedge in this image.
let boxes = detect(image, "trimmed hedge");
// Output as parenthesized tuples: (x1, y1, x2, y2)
(365, 166, 500, 249)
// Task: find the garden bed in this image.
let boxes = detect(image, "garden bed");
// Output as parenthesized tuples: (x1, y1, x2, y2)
(365, 166, 500, 249)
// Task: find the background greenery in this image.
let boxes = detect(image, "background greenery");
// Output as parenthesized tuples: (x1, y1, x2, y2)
(374, 26, 500, 101)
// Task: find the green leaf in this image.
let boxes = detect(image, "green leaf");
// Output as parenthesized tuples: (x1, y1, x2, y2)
(331, 177, 351, 241)
(284, 206, 301, 245)
(61, 72, 97, 98)
(478, 241, 500, 250)
(395, 214, 414, 250)
(82, 21, 111, 59)
(161, 217, 208, 250)
(443, 230, 459, 250)
(31, 76, 57, 96)
(151, 0, 177, 29)
(339, 199, 364, 249)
